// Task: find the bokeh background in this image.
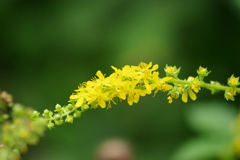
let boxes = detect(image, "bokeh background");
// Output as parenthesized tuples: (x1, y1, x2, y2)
(1, 0, 240, 159)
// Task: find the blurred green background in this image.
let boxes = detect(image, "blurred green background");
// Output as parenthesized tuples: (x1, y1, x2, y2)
(1, 0, 240, 159)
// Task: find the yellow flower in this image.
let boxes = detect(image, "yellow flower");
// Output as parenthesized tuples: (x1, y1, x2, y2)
(166, 66, 174, 73)
(228, 75, 240, 87)
(110, 75, 128, 100)
(111, 65, 136, 80)
(166, 91, 179, 103)
(86, 86, 111, 108)
(167, 96, 173, 103)
(138, 62, 159, 72)
(164, 65, 181, 78)
(224, 89, 237, 101)
(70, 85, 88, 107)
(197, 66, 210, 77)
(191, 80, 200, 93)
(122, 80, 147, 105)
(70, 62, 175, 108)
(181, 89, 196, 103)
(153, 76, 173, 96)
(187, 76, 200, 93)
(95, 71, 112, 87)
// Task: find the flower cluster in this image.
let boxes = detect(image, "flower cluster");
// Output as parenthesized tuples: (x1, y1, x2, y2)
(0, 91, 46, 160)
(33, 62, 240, 129)
(70, 62, 172, 108)
(33, 62, 174, 129)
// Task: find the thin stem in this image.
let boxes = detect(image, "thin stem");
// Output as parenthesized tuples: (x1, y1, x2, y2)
(167, 79, 240, 93)
(46, 107, 78, 121)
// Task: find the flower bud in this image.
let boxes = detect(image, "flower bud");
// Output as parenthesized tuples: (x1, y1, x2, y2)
(19, 129, 29, 140)
(31, 111, 40, 120)
(43, 109, 49, 115)
(73, 110, 82, 118)
(43, 109, 53, 118)
(225, 89, 236, 101)
(54, 114, 63, 125)
(12, 104, 24, 117)
(82, 103, 89, 110)
(67, 104, 74, 111)
(197, 66, 210, 76)
(168, 86, 180, 99)
(91, 102, 99, 109)
(65, 115, 74, 123)
(164, 65, 181, 78)
(54, 114, 61, 121)
(228, 75, 239, 87)
(47, 122, 54, 129)
(55, 104, 62, 111)
(197, 66, 210, 81)
(54, 119, 63, 125)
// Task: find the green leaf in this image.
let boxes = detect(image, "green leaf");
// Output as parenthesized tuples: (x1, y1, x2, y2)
(185, 101, 237, 138)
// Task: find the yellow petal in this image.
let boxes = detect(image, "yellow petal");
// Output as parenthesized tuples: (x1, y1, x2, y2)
(111, 66, 118, 72)
(70, 94, 80, 99)
(187, 76, 194, 81)
(133, 95, 140, 103)
(182, 91, 188, 103)
(161, 77, 172, 82)
(165, 85, 173, 91)
(75, 97, 84, 107)
(152, 72, 159, 83)
(87, 97, 97, 105)
(127, 95, 134, 105)
(167, 96, 173, 103)
(192, 87, 199, 93)
(96, 70, 104, 80)
(147, 62, 152, 68)
(152, 64, 159, 70)
(118, 91, 127, 100)
(189, 89, 197, 100)
(98, 98, 106, 108)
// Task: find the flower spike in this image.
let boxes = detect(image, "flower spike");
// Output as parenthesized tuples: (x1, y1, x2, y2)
(33, 62, 240, 129)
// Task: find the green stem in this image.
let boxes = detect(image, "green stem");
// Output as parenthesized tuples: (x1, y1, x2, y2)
(167, 79, 240, 93)
(47, 107, 78, 121)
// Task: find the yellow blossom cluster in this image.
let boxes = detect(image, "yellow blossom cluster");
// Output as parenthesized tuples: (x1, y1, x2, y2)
(69, 62, 173, 109)
(32, 62, 240, 130)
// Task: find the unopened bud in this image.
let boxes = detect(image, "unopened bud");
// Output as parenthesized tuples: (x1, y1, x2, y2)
(73, 110, 82, 118)
(65, 115, 74, 123)
(164, 65, 181, 78)
(47, 122, 54, 129)
(31, 111, 40, 120)
(67, 104, 74, 111)
(228, 75, 239, 87)
(82, 104, 89, 110)
(55, 104, 62, 111)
